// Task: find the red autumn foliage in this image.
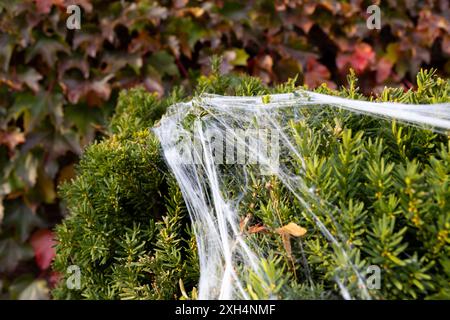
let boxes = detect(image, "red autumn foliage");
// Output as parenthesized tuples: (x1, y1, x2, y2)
(304, 57, 336, 89)
(336, 43, 376, 74)
(30, 229, 56, 271)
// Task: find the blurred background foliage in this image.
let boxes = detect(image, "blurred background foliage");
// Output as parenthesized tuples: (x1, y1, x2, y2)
(0, 0, 449, 299)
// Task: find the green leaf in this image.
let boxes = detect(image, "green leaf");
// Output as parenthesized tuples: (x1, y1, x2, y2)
(0, 239, 34, 272)
(18, 68, 42, 93)
(148, 51, 179, 77)
(25, 39, 69, 67)
(230, 48, 249, 66)
(0, 34, 15, 72)
(3, 201, 45, 242)
(65, 103, 105, 134)
(15, 152, 40, 187)
(9, 92, 64, 132)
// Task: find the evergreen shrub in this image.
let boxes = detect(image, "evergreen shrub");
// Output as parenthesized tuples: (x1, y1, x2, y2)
(53, 69, 450, 299)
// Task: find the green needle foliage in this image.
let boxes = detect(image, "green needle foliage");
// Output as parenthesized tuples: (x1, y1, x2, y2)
(52, 88, 198, 299)
(242, 70, 450, 300)
(53, 69, 450, 300)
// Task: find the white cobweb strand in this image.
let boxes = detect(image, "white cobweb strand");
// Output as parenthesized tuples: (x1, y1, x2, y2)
(154, 90, 450, 300)
(155, 102, 261, 299)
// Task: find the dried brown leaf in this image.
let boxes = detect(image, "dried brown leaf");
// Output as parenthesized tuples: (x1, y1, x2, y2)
(276, 222, 307, 237)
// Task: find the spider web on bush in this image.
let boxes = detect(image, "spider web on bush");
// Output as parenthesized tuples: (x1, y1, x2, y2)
(154, 91, 450, 300)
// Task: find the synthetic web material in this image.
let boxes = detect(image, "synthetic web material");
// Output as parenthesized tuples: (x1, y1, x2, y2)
(153, 90, 450, 300)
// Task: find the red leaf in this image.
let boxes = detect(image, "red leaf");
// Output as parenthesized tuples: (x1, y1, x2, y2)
(442, 35, 450, 55)
(353, 43, 375, 73)
(173, 0, 188, 9)
(304, 57, 335, 89)
(34, 0, 64, 14)
(336, 53, 351, 72)
(49, 271, 62, 288)
(30, 229, 56, 271)
(250, 54, 273, 84)
(0, 130, 25, 153)
(376, 57, 393, 83)
(337, 43, 375, 74)
(295, 16, 314, 34)
(60, 74, 114, 105)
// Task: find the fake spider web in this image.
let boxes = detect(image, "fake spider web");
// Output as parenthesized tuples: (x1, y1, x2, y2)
(154, 90, 450, 300)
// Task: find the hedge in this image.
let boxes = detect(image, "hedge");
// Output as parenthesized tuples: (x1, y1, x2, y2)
(1, 0, 449, 299)
(53, 69, 450, 299)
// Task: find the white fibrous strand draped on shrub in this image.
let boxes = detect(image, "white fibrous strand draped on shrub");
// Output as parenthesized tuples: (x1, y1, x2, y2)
(155, 87, 450, 299)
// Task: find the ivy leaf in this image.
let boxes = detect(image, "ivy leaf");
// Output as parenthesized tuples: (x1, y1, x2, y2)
(72, 32, 103, 58)
(173, 0, 188, 9)
(273, 57, 302, 83)
(337, 43, 375, 74)
(22, 128, 81, 178)
(56, 164, 75, 185)
(34, 0, 64, 14)
(250, 54, 274, 83)
(147, 51, 179, 77)
(58, 57, 90, 80)
(64, 103, 104, 134)
(9, 92, 64, 133)
(229, 48, 249, 67)
(442, 35, 450, 55)
(21, 127, 82, 179)
(18, 68, 43, 93)
(3, 201, 45, 242)
(129, 31, 162, 55)
(29, 229, 56, 271)
(9, 93, 46, 132)
(0, 129, 25, 154)
(26, 39, 69, 66)
(36, 169, 56, 204)
(385, 43, 400, 64)
(100, 52, 143, 74)
(0, 34, 14, 72)
(16, 152, 40, 187)
(0, 239, 34, 272)
(60, 74, 114, 105)
(376, 57, 394, 83)
(304, 57, 335, 88)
